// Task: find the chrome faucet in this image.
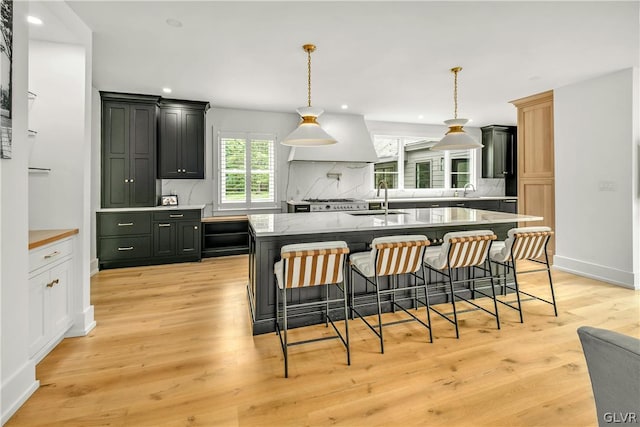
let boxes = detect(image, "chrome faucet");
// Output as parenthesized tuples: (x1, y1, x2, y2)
(463, 183, 476, 197)
(377, 181, 389, 213)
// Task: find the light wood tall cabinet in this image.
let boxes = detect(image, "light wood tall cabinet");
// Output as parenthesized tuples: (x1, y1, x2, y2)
(510, 90, 555, 254)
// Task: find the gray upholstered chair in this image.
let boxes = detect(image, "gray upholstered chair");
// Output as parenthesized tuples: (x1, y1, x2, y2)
(577, 326, 640, 426)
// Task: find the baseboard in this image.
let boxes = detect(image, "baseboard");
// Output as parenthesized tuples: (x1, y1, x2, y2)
(1, 361, 39, 424)
(553, 255, 637, 289)
(66, 305, 96, 338)
(90, 257, 99, 276)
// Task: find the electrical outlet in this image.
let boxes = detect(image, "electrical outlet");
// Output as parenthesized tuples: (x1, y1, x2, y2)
(598, 181, 616, 192)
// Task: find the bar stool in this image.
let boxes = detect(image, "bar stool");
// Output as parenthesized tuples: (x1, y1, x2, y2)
(489, 226, 557, 322)
(423, 230, 499, 338)
(349, 235, 432, 354)
(274, 241, 350, 378)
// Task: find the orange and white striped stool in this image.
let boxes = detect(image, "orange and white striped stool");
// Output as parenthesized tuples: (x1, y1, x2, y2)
(423, 230, 499, 338)
(274, 241, 350, 378)
(349, 235, 432, 354)
(489, 226, 557, 322)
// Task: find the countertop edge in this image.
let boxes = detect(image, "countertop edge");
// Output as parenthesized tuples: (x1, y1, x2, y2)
(96, 205, 206, 213)
(29, 229, 79, 250)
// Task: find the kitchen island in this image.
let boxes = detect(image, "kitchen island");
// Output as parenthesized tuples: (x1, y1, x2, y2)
(247, 207, 542, 334)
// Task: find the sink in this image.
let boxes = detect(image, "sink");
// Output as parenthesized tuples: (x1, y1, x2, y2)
(347, 210, 406, 216)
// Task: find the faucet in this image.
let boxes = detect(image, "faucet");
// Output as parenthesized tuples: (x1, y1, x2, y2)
(377, 181, 388, 213)
(463, 183, 476, 197)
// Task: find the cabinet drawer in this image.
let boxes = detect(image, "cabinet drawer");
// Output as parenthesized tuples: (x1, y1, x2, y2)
(153, 210, 201, 221)
(99, 212, 151, 236)
(29, 238, 73, 273)
(99, 236, 151, 260)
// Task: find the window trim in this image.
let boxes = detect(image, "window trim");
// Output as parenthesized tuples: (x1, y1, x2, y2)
(217, 131, 278, 210)
(415, 160, 432, 189)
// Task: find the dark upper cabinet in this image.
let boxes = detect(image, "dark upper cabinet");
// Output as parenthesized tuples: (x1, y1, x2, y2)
(481, 125, 517, 179)
(101, 92, 161, 208)
(158, 99, 210, 179)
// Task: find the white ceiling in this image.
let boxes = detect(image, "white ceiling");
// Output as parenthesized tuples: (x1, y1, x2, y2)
(36, 1, 640, 126)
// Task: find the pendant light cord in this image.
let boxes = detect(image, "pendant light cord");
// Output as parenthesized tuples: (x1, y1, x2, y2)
(453, 67, 459, 119)
(307, 48, 312, 107)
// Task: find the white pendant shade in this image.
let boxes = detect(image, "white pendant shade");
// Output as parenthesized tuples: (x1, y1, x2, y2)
(282, 106, 337, 146)
(431, 118, 483, 151)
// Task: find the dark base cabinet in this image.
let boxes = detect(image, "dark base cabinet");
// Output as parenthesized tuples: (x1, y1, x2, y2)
(387, 198, 517, 213)
(98, 209, 202, 270)
(202, 216, 249, 257)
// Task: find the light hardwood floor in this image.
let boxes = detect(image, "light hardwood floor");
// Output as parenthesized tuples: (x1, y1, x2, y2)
(8, 256, 640, 426)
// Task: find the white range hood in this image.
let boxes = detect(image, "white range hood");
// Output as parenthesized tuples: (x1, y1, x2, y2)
(287, 113, 378, 162)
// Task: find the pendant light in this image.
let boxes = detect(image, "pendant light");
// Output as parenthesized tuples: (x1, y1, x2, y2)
(431, 67, 483, 151)
(282, 44, 337, 147)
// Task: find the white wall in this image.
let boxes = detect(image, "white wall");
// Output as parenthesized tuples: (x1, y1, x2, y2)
(1, 2, 37, 422)
(554, 68, 639, 289)
(28, 41, 85, 229)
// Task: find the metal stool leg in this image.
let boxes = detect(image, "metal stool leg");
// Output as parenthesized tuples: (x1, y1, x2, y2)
(283, 289, 289, 378)
(512, 260, 524, 323)
(447, 267, 460, 339)
(487, 259, 501, 330)
(422, 265, 433, 343)
(342, 281, 351, 366)
(375, 275, 384, 354)
(545, 251, 558, 316)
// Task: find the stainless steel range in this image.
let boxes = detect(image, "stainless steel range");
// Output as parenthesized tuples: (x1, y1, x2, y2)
(287, 198, 369, 213)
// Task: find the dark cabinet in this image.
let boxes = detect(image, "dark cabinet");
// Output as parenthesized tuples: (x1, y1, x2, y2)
(98, 209, 202, 270)
(481, 126, 516, 178)
(202, 216, 249, 257)
(101, 92, 161, 208)
(499, 198, 518, 214)
(158, 99, 210, 179)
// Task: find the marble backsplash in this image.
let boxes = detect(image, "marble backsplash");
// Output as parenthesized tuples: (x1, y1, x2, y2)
(163, 165, 507, 217)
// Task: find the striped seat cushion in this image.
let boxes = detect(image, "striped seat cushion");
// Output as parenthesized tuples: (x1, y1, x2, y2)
(275, 241, 349, 289)
(350, 235, 430, 278)
(490, 226, 553, 262)
(424, 230, 496, 270)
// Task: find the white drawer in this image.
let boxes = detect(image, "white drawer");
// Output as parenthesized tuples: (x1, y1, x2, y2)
(29, 238, 74, 273)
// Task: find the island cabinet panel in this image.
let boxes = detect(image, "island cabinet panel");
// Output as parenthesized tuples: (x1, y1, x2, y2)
(98, 209, 201, 270)
(247, 220, 514, 335)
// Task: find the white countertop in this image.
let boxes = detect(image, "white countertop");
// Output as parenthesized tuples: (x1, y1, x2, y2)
(249, 207, 540, 237)
(96, 205, 206, 213)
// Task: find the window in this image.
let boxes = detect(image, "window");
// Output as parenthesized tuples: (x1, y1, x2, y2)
(372, 134, 475, 190)
(374, 162, 398, 189)
(416, 161, 432, 188)
(218, 132, 276, 209)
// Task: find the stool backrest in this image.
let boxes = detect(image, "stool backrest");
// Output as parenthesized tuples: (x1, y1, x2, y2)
(438, 230, 496, 269)
(507, 226, 553, 261)
(281, 241, 350, 288)
(371, 235, 430, 276)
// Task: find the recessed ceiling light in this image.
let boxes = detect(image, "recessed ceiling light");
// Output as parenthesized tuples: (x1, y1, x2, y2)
(341, 104, 348, 110)
(418, 115, 424, 119)
(166, 18, 182, 28)
(27, 16, 43, 25)
(162, 87, 172, 94)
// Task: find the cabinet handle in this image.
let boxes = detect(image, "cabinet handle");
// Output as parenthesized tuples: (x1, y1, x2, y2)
(456, 203, 465, 207)
(158, 223, 171, 227)
(182, 169, 186, 173)
(118, 222, 134, 226)
(430, 204, 440, 207)
(117, 246, 134, 251)
(130, 178, 134, 183)
(124, 179, 129, 183)
(44, 250, 60, 259)
(46, 278, 59, 288)
(504, 199, 517, 203)
(194, 226, 198, 230)
(177, 169, 181, 173)
(169, 214, 184, 218)
(183, 248, 194, 252)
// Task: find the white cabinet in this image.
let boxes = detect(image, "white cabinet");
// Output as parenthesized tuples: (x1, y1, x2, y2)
(28, 237, 74, 363)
